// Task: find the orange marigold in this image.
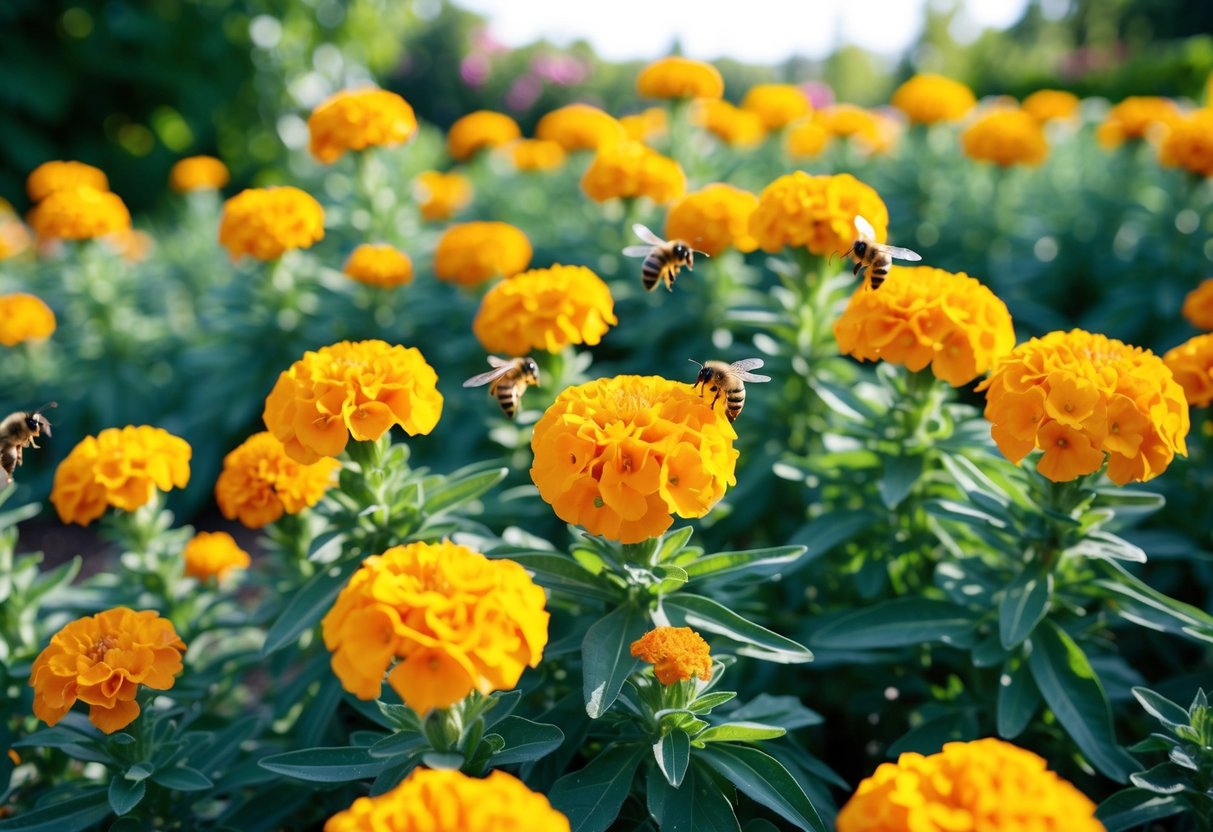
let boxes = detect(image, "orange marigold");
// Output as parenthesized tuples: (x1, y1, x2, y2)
(637, 57, 724, 100)
(1182, 278, 1213, 330)
(183, 531, 251, 582)
(1022, 89, 1080, 123)
(816, 105, 896, 153)
(321, 541, 548, 711)
(413, 170, 473, 221)
(30, 607, 186, 734)
(665, 183, 759, 256)
(447, 110, 521, 160)
(785, 117, 831, 159)
(509, 139, 567, 172)
(582, 141, 686, 204)
(535, 104, 626, 151)
(962, 109, 1048, 167)
(433, 221, 532, 287)
(1164, 333, 1213, 408)
(620, 108, 667, 143)
(0, 293, 56, 346)
(308, 88, 418, 164)
(1097, 96, 1180, 148)
(169, 155, 229, 192)
(1159, 108, 1213, 177)
(890, 74, 976, 125)
(218, 186, 324, 261)
(343, 243, 413, 288)
(694, 99, 767, 147)
(215, 431, 340, 528)
(978, 329, 1189, 485)
(530, 375, 738, 543)
(473, 264, 617, 356)
(749, 171, 888, 257)
(742, 83, 812, 129)
(28, 186, 131, 241)
(27, 161, 108, 202)
(630, 626, 713, 685)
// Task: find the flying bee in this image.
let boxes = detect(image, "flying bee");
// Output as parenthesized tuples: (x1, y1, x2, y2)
(622, 224, 708, 292)
(0, 402, 56, 486)
(462, 356, 540, 419)
(843, 215, 921, 290)
(689, 359, 771, 423)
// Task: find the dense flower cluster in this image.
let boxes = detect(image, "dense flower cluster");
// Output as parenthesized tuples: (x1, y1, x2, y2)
(695, 99, 766, 147)
(785, 118, 831, 158)
(742, 83, 811, 129)
(343, 243, 413, 288)
(30, 608, 186, 734)
(582, 141, 686, 203)
(321, 541, 549, 711)
(27, 160, 108, 202)
(530, 375, 738, 543)
(890, 74, 976, 124)
(215, 431, 340, 528)
(169, 155, 230, 192)
(1164, 334, 1213, 407)
(218, 187, 324, 261)
(263, 340, 443, 464)
(1159, 108, 1213, 177)
(28, 186, 131, 240)
(630, 627, 713, 685)
(665, 183, 759, 256)
(1022, 89, 1080, 122)
(307, 88, 417, 163)
(413, 170, 473, 221)
(0, 293, 56, 346)
(978, 329, 1189, 484)
(433, 221, 532, 286)
(620, 107, 667, 143)
(509, 138, 566, 171)
(183, 531, 251, 582)
(446, 110, 522, 160)
(1182, 278, 1213, 330)
(962, 109, 1049, 167)
(636, 56, 723, 99)
(749, 171, 888, 256)
(1097, 96, 1180, 148)
(535, 103, 625, 151)
(473, 265, 616, 355)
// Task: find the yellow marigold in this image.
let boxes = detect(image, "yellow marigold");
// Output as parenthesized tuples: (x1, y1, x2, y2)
(665, 183, 759, 256)
(183, 531, 250, 582)
(1023, 89, 1080, 123)
(535, 103, 626, 151)
(742, 83, 812, 129)
(1159, 108, 1213, 177)
(28, 186, 131, 241)
(0, 293, 56, 346)
(216, 431, 339, 528)
(816, 105, 896, 153)
(308, 88, 418, 164)
(27, 160, 108, 202)
(620, 107, 667, 143)
(785, 117, 831, 159)
(978, 329, 1189, 485)
(433, 221, 532, 286)
(961, 109, 1049, 167)
(694, 99, 767, 147)
(447, 110, 521, 161)
(169, 155, 229, 192)
(630, 626, 712, 685)
(30, 607, 186, 734)
(263, 340, 443, 464)
(413, 170, 473, 222)
(1182, 278, 1213, 329)
(509, 139, 566, 171)
(530, 375, 738, 543)
(637, 56, 724, 100)
(0, 214, 31, 260)
(473, 264, 617, 356)
(834, 266, 1015, 386)
(321, 541, 548, 710)
(891, 74, 976, 125)
(1164, 334, 1213, 408)
(582, 141, 686, 204)
(218, 186, 324, 261)
(837, 738, 1102, 832)
(749, 171, 888, 257)
(1097, 96, 1181, 148)
(343, 243, 413, 288)
(325, 769, 569, 832)
(51, 426, 192, 526)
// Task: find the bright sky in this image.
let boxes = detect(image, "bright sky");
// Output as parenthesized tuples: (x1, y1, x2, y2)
(456, 0, 1030, 62)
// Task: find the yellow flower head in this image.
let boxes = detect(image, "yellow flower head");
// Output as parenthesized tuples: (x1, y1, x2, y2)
(215, 431, 340, 528)
(169, 155, 230, 192)
(1097, 96, 1180, 148)
(637, 57, 724, 100)
(816, 105, 897, 154)
(509, 139, 567, 171)
(962, 109, 1049, 167)
(51, 426, 192, 526)
(530, 375, 739, 543)
(1164, 334, 1213, 408)
(665, 183, 759, 256)
(308, 88, 418, 164)
(835, 266, 1015, 386)
(1022, 89, 1080, 123)
(582, 141, 686, 204)
(473, 264, 617, 356)
(263, 340, 443, 464)
(28, 186, 131, 241)
(978, 329, 1190, 485)
(630, 626, 712, 685)
(1159, 109, 1213, 177)
(836, 738, 1103, 832)
(343, 243, 413, 288)
(0, 293, 56, 346)
(750, 171, 888, 257)
(218, 186, 324, 261)
(694, 99, 767, 147)
(785, 117, 831, 159)
(183, 531, 251, 582)
(434, 221, 532, 287)
(891, 74, 976, 124)
(414, 170, 473, 222)
(0, 214, 31, 260)
(30, 607, 186, 735)
(536, 104, 626, 151)
(27, 161, 108, 202)
(1182, 278, 1213, 330)
(321, 541, 549, 711)
(742, 83, 812, 129)
(620, 108, 667, 143)
(447, 110, 522, 160)
(325, 769, 569, 832)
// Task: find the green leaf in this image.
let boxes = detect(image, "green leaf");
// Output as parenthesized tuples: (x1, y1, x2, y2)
(548, 744, 646, 832)
(646, 764, 741, 832)
(654, 526, 696, 563)
(582, 603, 647, 719)
(654, 729, 691, 787)
(810, 599, 978, 650)
(887, 710, 977, 757)
(258, 746, 390, 783)
(0, 789, 111, 832)
(727, 695, 822, 730)
(1095, 788, 1184, 832)
(424, 468, 507, 515)
(688, 691, 737, 714)
(1131, 687, 1191, 729)
(996, 658, 1041, 740)
(490, 717, 564, 766)
(699, 744, 827, 832)
(368, 731, 424, 760)
(261, 556, 364, 657)
(998, 570, 1052, 649)
(661, 594, 812, 664)
(696, 722, 786, 744)
(880, 452, 923, 510)
(786, 510, 877, 557)
(150, 766, 213, 791)
(1130, 762, 1190, 795)
(12, 725, 99, 750)
(124, 763, 153, 783)
(108, 776, 146, 816)
(491, 552, 618, 602)
(1094, 560, 1213, 643)
(682, 546, 805, 583)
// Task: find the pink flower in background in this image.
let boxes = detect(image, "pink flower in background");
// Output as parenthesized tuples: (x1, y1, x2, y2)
(472, 27, 508, 55)
(802, 81, 834, 110)
(532, 53, 588, 87)
(461, 54, 491, 87)
(506, 74, 544, 111)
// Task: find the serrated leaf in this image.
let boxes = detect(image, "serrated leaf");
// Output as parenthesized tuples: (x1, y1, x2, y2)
(548, 744, 646, 832)
(654, 729, 691, 787)
(582, 603, 647, 719)
(811, 599, 977, 650)
(699, 744, 827, 832)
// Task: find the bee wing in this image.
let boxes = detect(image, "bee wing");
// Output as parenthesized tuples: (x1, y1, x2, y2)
(854, 215, 876, 237)
(621, 245, 653, 257)
(884, 245, 922, 262)
(632, 223, 667, 246)
(735, 371, 772, 383)
(729, 358, 766, 372)
(463, 364, 516, 387)
(487, 355, 510, 367)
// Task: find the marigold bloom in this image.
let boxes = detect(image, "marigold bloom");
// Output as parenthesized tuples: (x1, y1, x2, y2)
(30, 607, 186, 734)
(509, 138, 567, 171)
(183, 531, 251, 582)
(665, 184, 759, 256)
(742, 83, 812, 129)
(474, 264, 616, 355)
(169, 155, 230, 192)
(27, 161, 108, 202)
(413, 170, 473, 221)
(218, 187, 324, 261)
(1097, 96, 1180, 148)
(531, 375, 738, 543)
(750, 171, 888, 257)
(1164, 334, 1213, 407)
(51, 426, 192, 526)
(215, 431, 339, 528)
(447, 110, 522, 160)
(308, 88, 418, 164)
(1022, 89, 1080, 123)
(433, 221, 532, 286)
(835, 266, 1015, 386)
(325, 769, 569, 832)
(1159, 108, 1213, 177)
(0, 293, 56, 346)
(343, 243, 413, 288)
(28, 186, 131, 241)
(785, 117, 831, 158)
(321, 541, 549, 710)
(816, 105, 896, 153)
(263, 340, 443, 464)
(694, 99, 767, 147)
(836, 738, 1102, 832)
(637, 57, 724, 100)
(961, 109, 1048, 167)
(890, 74, 976, 124)
(620, 108, 667, 143)
(978, 329, 1189, 485)
(630, 627, 713, 685)
(1182, 279, 1213, 329)
(582, 141, 686, 204)
(535, 103, 626, 151)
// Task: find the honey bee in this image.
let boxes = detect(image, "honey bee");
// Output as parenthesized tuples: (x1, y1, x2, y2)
(622, 224, 708, 292)
(0, 403, 55, 486)
(462, 356, 541, 419)
(843, 215, 921, 290)
(690, 359, 770, 423)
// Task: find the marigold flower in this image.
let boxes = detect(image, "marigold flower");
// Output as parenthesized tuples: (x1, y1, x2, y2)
(169, 155, 229, 192)
(263, 340, 443, 464)
(630, 626, 713, 685)
(836, 738, 1102, 832)
(1164, 334, 1213, 407)
(413, 170, 473, 221)
(582, 141, 686, 204)
(1182, 279, 1213, 330)
(447, 110, 522, 160)
(27, 161, 108, 202)
(962, 109, 1048, 167)
(835, 266, 1015, 386)
(28, 186, 131, 241)
(0, 293, 56, 346)
(535, 103, 626, 151)
(308, 88, 418, 164)
(474, 264, 616, 356)
(30, 607, 186, 734)
(183, 531, 250, 582)
(978, 329, 1189, 485)
(1022, 89, 1080, 123)
(1159, 108, 1213, 177)
(509, 138, 567, 171)
(742, 83, 812, 129)
(890, 74, 976, 124)
(325, 769, 569, 832)
(694, 99, 767, 147)
(530, 375, 738, 543)
(749, 171, 888, 257)
(215, 431, 340, 528)
(321, 541, 549, 710)
(637, 56, 724, 100)
(433, 221, 532, 286)
(665, 184, 759, 256)
(785, 117, 831, 159)
(343, 243, 413, 288)
(816, 105, 896, 153)
(218, 186, 324, 261)
(1097, 96, 1180, 148)
(51, 426, 192, 526)
(620, 108, 667, 143)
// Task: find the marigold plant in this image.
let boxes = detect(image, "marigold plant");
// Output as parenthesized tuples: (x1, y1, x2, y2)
(413, 170, 473, 221)
(307, 88, 417, 163)
(1182, 278, 1213, 329)
(0, 293, 56, 346)
(343, 243, 413, 288)
(665, 183, 759, 256)
(962, 109, 1049, 167)
(741, 83, 811, 129)
(1022, 89, 1080, 122)
(890, 73, 976, 124)
(636, 56, 724, 99)
(620, 107, 667, 143)
(28, 186, 131, 240)
(694, 99, 767, 147)
(509, 138, 566, 171)
(582, 141, 685, 204)
(169, 155, 230, 192)
(433, 221, 532, 286)
(1097, 96, 1180, 148)
(26, 160, 108, 202)
(630, 626, 713, 685)
(447, 110, 521, 160)
(473, 264, 617, 356)
(1159, 108, 1213, 177)
(535, 103, 626, 151)
(785, 117, 831, 158)
(183, 531, 251, 582)
(1164, 333, 1213, 407)
(215, 431, 340, 528)
(749, 171, 888, 256)
(218, 186, 324, 261)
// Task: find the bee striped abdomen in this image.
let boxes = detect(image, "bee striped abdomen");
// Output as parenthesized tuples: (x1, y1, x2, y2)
(491, 378, 521, 418)
(642, 251, 668, 291)
(724, 390, 746, 422)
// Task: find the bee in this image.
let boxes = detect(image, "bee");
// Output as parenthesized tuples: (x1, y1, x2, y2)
(690, 359, 771, 423)
(621, 224, 708, 292)
(843, 215, 921, 290)
(462, 356, 541, 419)
(0, 402, 56, 486)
